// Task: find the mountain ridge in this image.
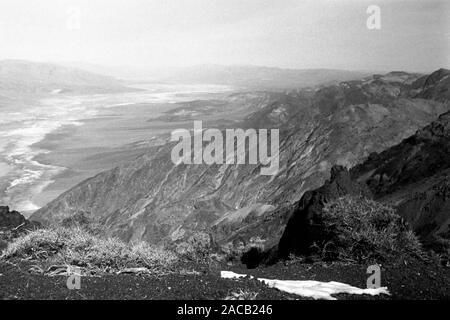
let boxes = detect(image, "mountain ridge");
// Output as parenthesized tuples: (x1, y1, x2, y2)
(31, 69, 450, 250)
(61, 62, 374, 89)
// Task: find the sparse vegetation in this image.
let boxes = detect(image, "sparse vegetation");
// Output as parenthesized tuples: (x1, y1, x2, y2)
(424, 235, 450, 266)
(0, 226, 178, 276)
(310, 195, 424, 262)
(225, 289, 259, 300)
(175, 232, 221, 273)
(175, 232, 213, 263)
(60, 211, 106, 236)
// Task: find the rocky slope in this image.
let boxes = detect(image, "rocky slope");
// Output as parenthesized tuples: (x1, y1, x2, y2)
(351, 111, 450, 251)
(32, 69, 450, 249)
(269, 108, 450, 262)
(248, 70, 450, 262)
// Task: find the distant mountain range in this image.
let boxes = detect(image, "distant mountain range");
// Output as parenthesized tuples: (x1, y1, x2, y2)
(62, 62, 373, 90)
(155, 65, 373, 90)
(0, 60, 373, 95)
(32, 69, 450, 255)
(0, 60, 131, 98)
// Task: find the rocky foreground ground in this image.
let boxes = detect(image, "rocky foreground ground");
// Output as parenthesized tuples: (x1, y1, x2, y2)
(1, 257, 449, 300)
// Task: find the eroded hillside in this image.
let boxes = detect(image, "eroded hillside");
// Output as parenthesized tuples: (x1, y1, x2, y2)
(32, 70, 450, 249)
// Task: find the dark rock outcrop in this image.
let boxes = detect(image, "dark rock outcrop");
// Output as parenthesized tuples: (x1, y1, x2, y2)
(276, 166, 372, 259)
(0, 206, 39, 231)
(0, 206, 40, 250)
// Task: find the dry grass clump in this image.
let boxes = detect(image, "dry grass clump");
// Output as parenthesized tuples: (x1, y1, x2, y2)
(225, 289, 259, 300)
(1, 226, 178, 276)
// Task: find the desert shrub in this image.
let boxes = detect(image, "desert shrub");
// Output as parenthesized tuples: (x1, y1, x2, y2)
(311, 195, 423, 262)
(60, 211, 106, 236)
(174, 232, 223, 273)
(175, 232, 214, 263)
(1, 226, 178, 275)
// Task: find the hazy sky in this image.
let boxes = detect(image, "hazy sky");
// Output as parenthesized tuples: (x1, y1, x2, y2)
(0, 0, 448, 72)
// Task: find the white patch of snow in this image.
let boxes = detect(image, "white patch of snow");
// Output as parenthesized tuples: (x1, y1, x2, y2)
(221, 271, 248, 279)
(221, 271, 390, 300)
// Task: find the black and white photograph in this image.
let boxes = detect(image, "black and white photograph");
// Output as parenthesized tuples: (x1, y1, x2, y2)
(0, 0, 449, 311)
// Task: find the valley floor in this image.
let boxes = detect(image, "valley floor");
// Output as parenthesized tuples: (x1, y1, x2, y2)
(1, 258, 449, 300)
